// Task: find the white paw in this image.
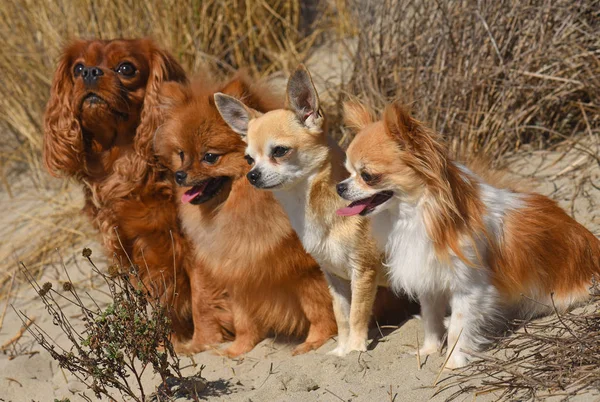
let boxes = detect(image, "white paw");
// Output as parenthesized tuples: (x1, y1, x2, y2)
(345, 338, 368, 354)
(445, 351, 468, 369)
(327, 344, 348, 357)
(416, 341, 441, 357)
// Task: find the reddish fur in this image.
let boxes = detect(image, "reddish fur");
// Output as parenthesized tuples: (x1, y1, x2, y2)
(154, 74, 337, 357)
(383, 104, 487, 266)
(43, 38, 233, 348)
(366, 102, 600, 307)
(492, 194, 600, 305)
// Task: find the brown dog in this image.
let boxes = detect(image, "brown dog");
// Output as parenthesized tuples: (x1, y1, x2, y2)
(154, 73, 338, 356)
(43, 39, 233, 350)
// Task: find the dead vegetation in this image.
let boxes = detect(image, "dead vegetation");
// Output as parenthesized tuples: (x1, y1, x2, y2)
(439, 286, 600, 401)
(0, 0, 599, 400)
(346, 0, 600, 163)
(17, 248, 187, 402)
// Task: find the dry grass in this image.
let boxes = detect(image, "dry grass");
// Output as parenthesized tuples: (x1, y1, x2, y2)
(0, 0, 347, 290)
(345, 0, 600, 163)
(0, 1, 599, 398)
(0, 0, 339, 184)
(438, 288, 600, 401)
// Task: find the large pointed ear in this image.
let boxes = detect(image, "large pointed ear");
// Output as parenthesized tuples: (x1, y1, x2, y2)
(383, 103, 419, 149)
(214, 93, 262, 141)
(286, 64, 323, 130)
(383, 102, 447, 175)
(343, 100, 373, 131)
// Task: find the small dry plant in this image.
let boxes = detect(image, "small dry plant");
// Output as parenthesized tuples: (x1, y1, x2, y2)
(15, 248, 192, 402)
(439, 282, 600, 401)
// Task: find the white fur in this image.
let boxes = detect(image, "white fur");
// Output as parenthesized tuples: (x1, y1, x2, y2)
(274, 175, 357, 281)
(369, 165, 524, 368)
(269, 145, 386, 356)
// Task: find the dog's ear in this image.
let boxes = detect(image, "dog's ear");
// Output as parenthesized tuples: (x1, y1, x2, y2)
(384, 102, 447, 175)
(286, 65, 323, 131)
(383, 103, 419, 148)
(214, 93, 262, 141)
(134, 41, 187, 162)
(343, 100, 373, 131)
(43, 41, 86, 177)
(157, 81, 191, 115)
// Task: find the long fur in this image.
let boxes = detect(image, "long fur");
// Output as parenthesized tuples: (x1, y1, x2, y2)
(153, 73, 337, 357)
(341, 101, 600, 368)
(43, 38, 233, 349)
(215, 66, 409, 357)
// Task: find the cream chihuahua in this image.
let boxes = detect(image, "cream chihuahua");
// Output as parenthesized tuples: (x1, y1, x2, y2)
(215, 65, 389, 356)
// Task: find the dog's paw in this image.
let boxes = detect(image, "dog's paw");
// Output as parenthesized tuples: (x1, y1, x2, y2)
(218, 341, 254, 358)
(327, 344, 348, 357)
(345, 338, 368, 354)
(292, 341, 322, 356)
(444, 352, 468, 370)
(416, 341, 441, 358)
(173, 341, 208, 356)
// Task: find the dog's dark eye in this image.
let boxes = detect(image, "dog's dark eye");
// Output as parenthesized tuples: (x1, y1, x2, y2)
(244, 154, 254, 165)
(361, 171, 373, 183)
(178, 150, 184, 162)
(117, 62, 136, 77)
(203, 153, 220, 164)
(272, 146, 290, 158)
(73, 63, 84, 77)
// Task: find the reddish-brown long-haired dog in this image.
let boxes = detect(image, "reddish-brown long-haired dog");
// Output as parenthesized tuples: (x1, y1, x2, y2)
(43, 38, 233, 351)
(154, 75, 338, 356)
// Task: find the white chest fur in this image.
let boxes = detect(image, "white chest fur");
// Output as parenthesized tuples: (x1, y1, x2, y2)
(274, 182, 353, 280)
(373, 203, 452, 296)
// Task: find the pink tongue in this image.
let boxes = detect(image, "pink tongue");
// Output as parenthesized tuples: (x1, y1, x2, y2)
(336, 197, 372, 217)
(181, 181, 209, 204)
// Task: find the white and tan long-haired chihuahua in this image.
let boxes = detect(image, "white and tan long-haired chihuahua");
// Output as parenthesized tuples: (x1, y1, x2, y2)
(214, 65, 392, 356)
(337, 101, 600, 368)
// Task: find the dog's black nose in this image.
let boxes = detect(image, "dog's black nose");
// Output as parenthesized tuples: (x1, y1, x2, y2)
(336, 182, 348, 196)
(175, 170, 187, 185)
(81, 66, 104, 88)
(247, 169, 261, 185)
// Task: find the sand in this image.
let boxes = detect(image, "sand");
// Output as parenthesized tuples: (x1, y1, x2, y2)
(0, 139, 598, 401)
(1, 50, 598, 400)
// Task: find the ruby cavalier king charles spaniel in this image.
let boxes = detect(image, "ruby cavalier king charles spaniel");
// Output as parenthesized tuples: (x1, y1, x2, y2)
(43, 38, 233, 352)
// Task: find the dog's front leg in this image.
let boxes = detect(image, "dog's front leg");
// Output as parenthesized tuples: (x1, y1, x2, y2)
(417, 292, 447, 358)
(222, 300, 264, 358)
(325, 272, 352, 356)
(346, 263, 378, 353)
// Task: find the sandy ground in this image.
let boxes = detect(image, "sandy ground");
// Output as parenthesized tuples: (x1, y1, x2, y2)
(0, 139, 598, 402)
(0, 48, 598, 400)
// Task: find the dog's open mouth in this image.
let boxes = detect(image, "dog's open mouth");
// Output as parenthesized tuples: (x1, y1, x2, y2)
(181, 177, 229, 205)
(336, 191, 394, 217)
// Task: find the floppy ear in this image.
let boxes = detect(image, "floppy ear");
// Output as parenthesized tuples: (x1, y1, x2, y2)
(286, 64, 323, 131)
(343, 100, 373, 131)
(134, 41, 187, 161)
(43, 44, 85, 178)
(214, 93, 262, 142)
